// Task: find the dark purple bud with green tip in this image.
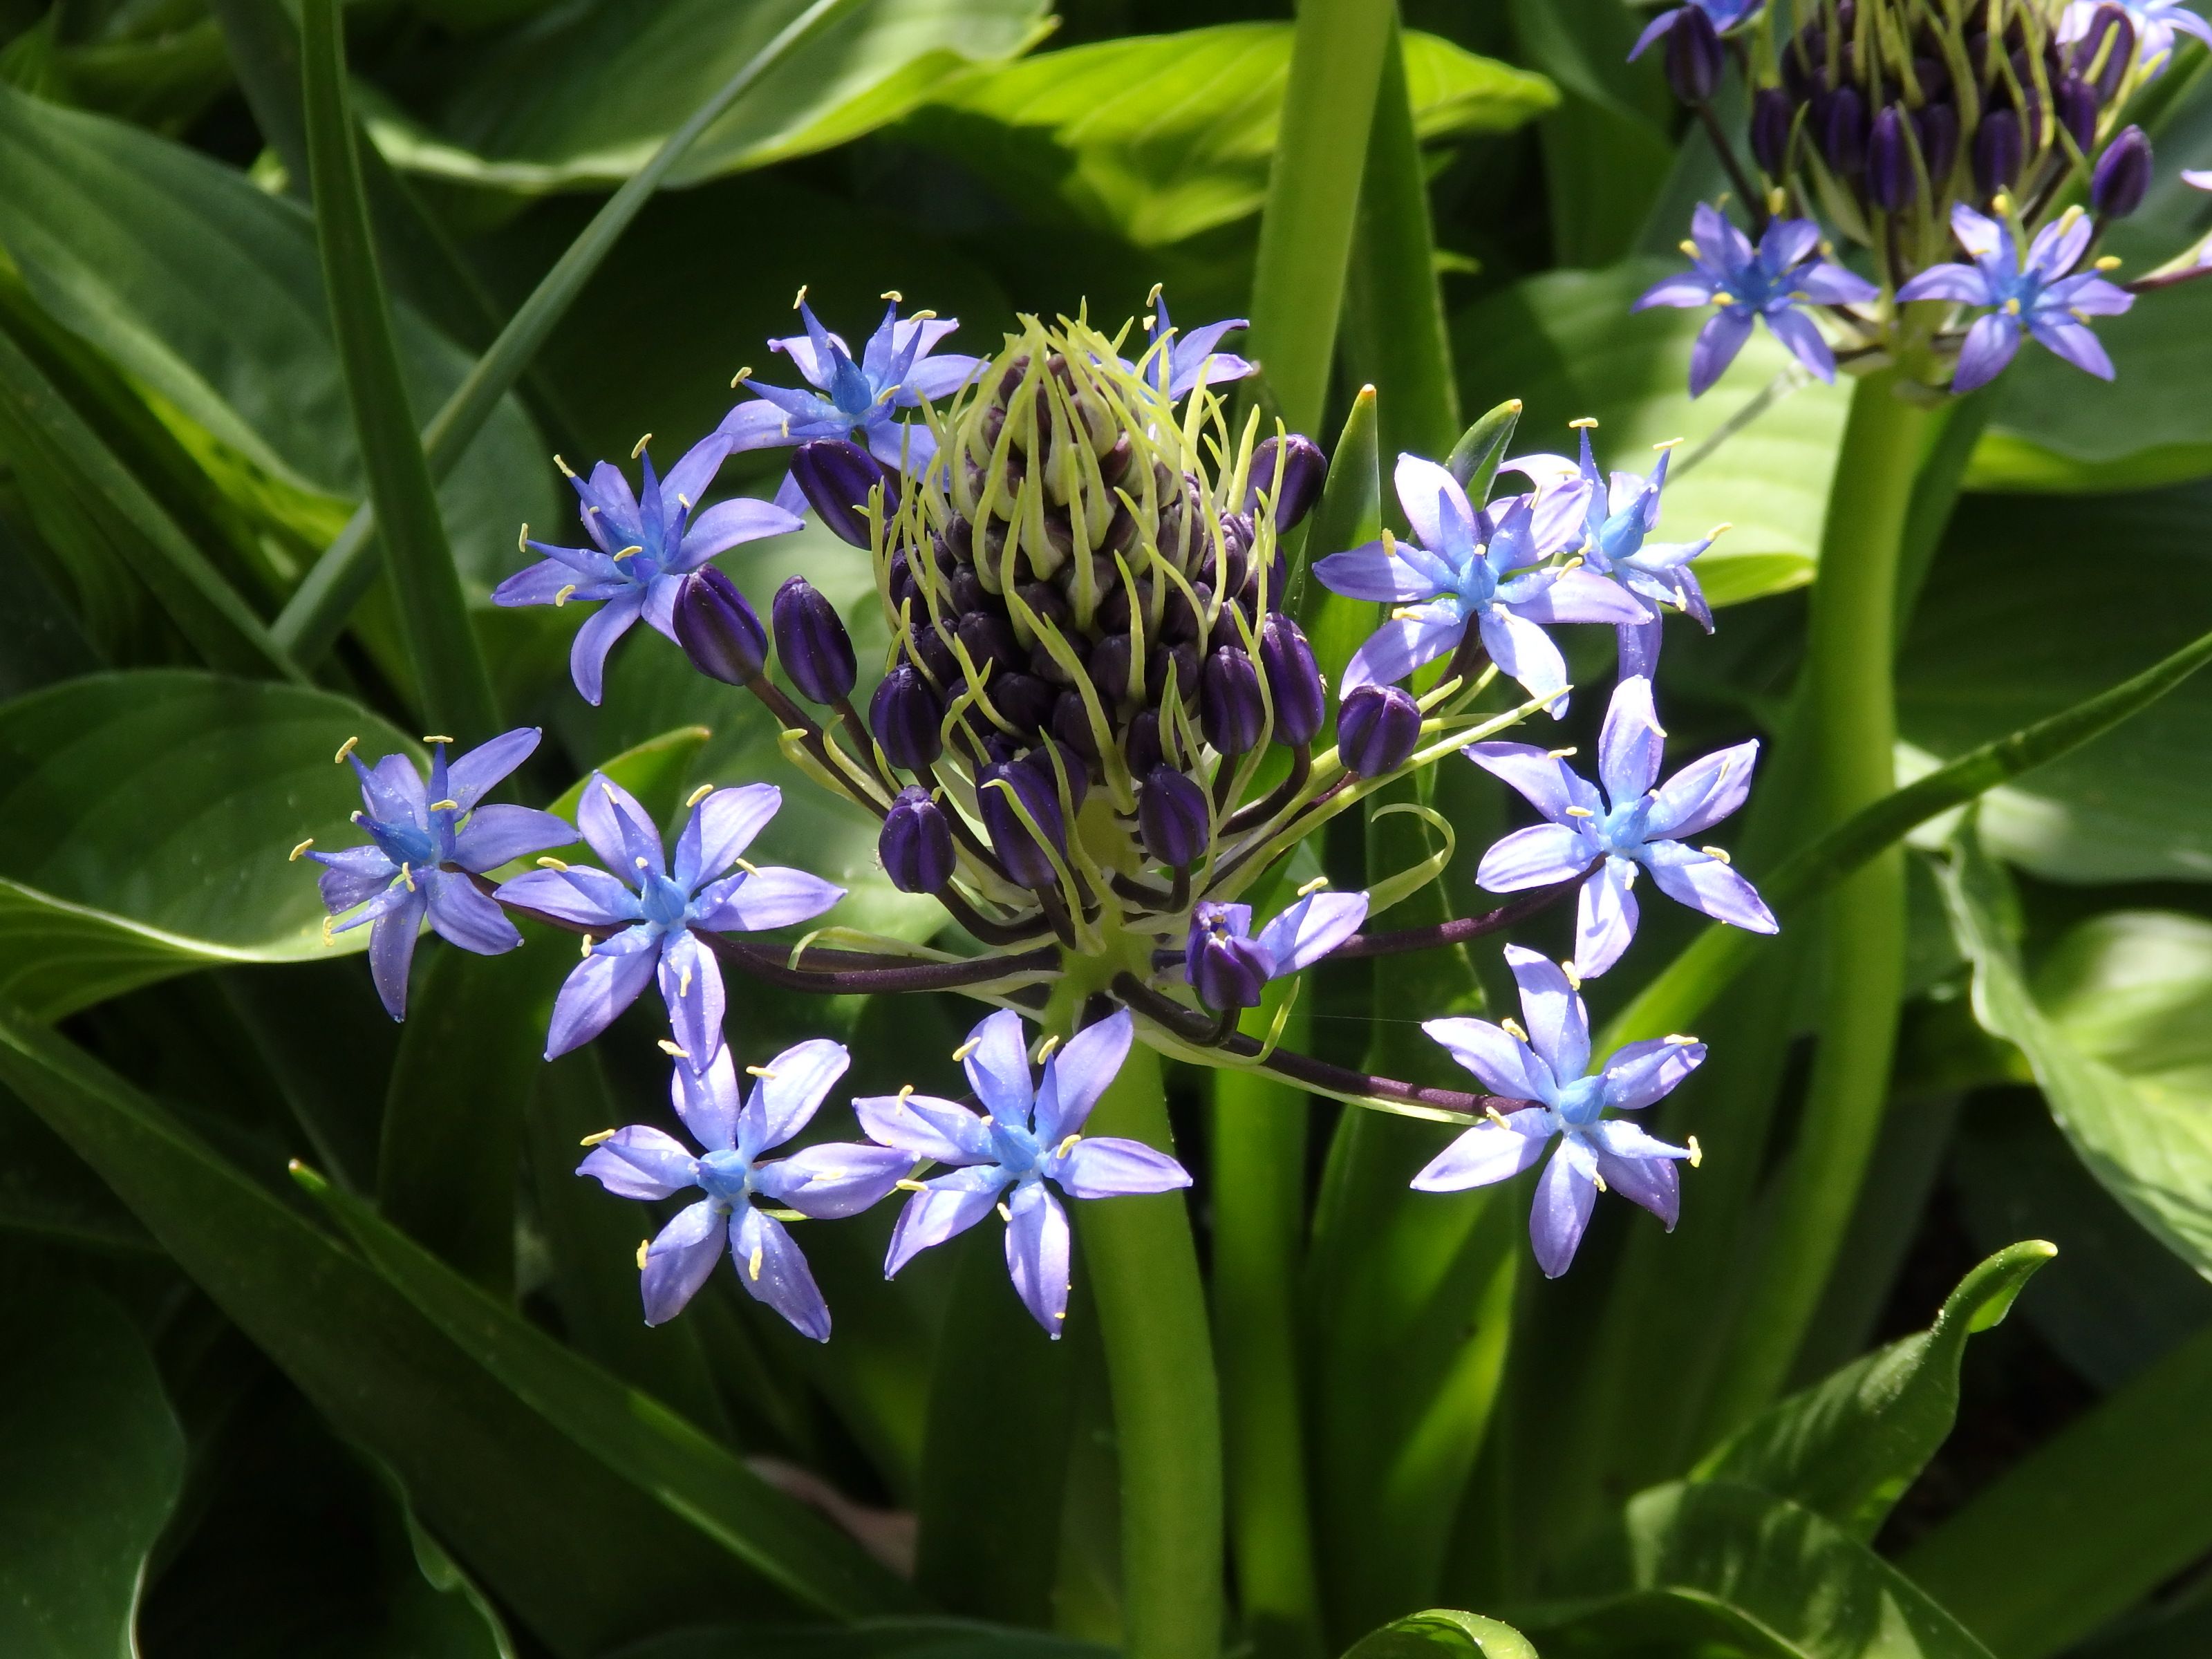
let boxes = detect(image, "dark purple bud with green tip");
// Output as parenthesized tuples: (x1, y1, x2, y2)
(791, 440, 893, 548)
(869, 663, 944, 769)
(1336, 684, 1420, 778)
(771, 576, 856, 704)
(1244, 434, 1327, 532)
(671, 566, 769, 686)
(2092, 125, 2152, 218)
(1258, 613, 1325, 747)
(979, 760, 1066, 888)
(1665, 6, 1724, 104)
(880, 787, 955, 893)
(1138, 765, 1209, 866)
(1201, 646, 1267, 755)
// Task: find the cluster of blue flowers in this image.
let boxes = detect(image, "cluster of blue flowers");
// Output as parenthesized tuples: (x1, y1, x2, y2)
(304, 280, 1797, 1335)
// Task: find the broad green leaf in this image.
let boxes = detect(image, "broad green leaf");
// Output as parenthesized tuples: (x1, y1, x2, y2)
(608, 1620, 1112, 1659)
(0, 1084, 151, 1250)
(1899, 481, 2212, 882)
(0, 82, 554, 592)
(0, 671, 419, 1020)
(362, 0, 1050, 191)
(897, 25, 1553, 247)
(0, 1284, 183, 1659)
(1900, 1319, 2212, 1659)
(1526, 1481, 1998, 1659)
(1693, 1241, 2054, 1541)
(1942, 830, 2212, 1280)
(2038, 910, 2212, 1106)
(0, 1003, 877, 1653)
(1341, 1610, 1539, 1659)
(1451, 261, 1854, 608)
(1295, 385, 1382, 688)
(546, 724, 713, 833)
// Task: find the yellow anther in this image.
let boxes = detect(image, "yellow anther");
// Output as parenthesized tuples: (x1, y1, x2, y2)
(881, 289, 903, 301)
(429, 798, 459, 812)
(1592, 1171, 1609, 1193)
(554, 454, 575, 477)
(2056, 203, 2085, 234)
(1568, 415, 1600, 429)
(580, 1128, 619, 1147)
(335, 735, 360, 764)
(637, 1239, 650, 1269)
(537, 856, 570, 871)
(581, 936, 596, 957)
(320, 916, 338, 944)
(1664, 1033, 1698, 1047)
(747, 1244, 764, 1281)
(1714, 292, 1736, 306)
(1297, 875, 1332, 898)
(612, 545, 641, 561)
(1056, 1134, 1081, 1157)
(2003, 297, 2022, 315)
(518, 523, 530, 552)
(423, 735, 454, 746)
(1652, 437, 1685, 451)
(735, 858, 760, 875)
(1501, 1017, 1529, 1042)
(350, 811, 364, 823)
(996, 1203, 1013, 1224)
(1564, 964, 1583, 990)
(400, 862, 416, 892)
(1380, 527, 1396, 557)
(1485, 1105, 1511, 1129)
(677, 494, 691, 512)
(1767, 187, 1785, 216)
(630, 433, 653, 460)
(2095, 255, 2122, 271)
(1680, 238, 1700, 257)
(1548, 747, 1579, 759)
(1700, 845, 1733, 865)
(1708, 521, 1734, 538)
(1992, 191, 2014, 216)
(635, 856, 650, 870)
(896, 1179, 930, 1192)
(897, 1084, 915, 1101)
(289, 838, 315, 861)
(1689, 1134, 1705, 1168)
(729, 366, 754, 388)
(1565, 805, 1595, 818)
(793, 284, 809, 308)
(1054, 1310, 1067, 1320)
(685, 783, 715, 808)
(1035, 1035, 1061, 1063)
(678, 965, 693, 996)
(658, 1039, 691, 1059)
(746, 1065, 779, 1080)
(952, 1037, 982, 1062)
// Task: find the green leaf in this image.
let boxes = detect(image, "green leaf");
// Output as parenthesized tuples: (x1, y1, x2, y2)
(607, 1620, 1113, 1659)
(545, 724, 713, 833)
(1941, 828, 2212, 1278)
(899, 24, 1553, 248)
(1526, 1481, 1998, 1659)
(0, 1284, 183, 1659)
(0, 1003, 890, 1653)
(0, 670, 420, 1020)
(0, 1084, 151, 1250)
(302, 0, 498, 738)
(0, 82, 554, 597)
(1294, 385, 1383, 690)
(1341, 1610, 1539, 1659)
(1450, 261, 1855, 610)
(1900, 1319, 2212, 1659)
(363, 0, 1050, 193)
(1693, 1241, 2054, 1541)
(1900, 482, 2212, 883)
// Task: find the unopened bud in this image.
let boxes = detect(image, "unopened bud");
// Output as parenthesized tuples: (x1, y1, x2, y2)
(1819, 85, 1867, 175)
(1244, 434, 1327, 532)
(869, 664, 945, 769)
(1973, 108, 2022, 196)
(790, 440, 893, 548)
(1915, 104, 1960, 192)
(1257, 614, 1325, 747)
(771, 577, 857, 704)
(1665, 6, 1724, 104)
(2092, 125, 2152, 218)
(672, 567, 768, 686)
(1201, 646, 1267, 756)
(1750, 86, 1794, 176)
(2056, 74, 2099, 154)
(979, 760, 1066, 888)
(880, 787, 954, 894)
(1335, 685, 1421, 778)
(1138, 765, 1210, 867)
(1867, 105, 1916, 210)
(2075, 4, 2135, 104)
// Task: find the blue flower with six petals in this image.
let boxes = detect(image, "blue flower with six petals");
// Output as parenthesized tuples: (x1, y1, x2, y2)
(1897, 205, 2135, 393)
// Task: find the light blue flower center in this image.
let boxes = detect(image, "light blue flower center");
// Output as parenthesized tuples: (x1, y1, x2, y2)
(639, 870, 695, 930)
(1593, 796, 1654, 856)
(988, 1118, 1044, 1180)
(696, 1147, 754, 1209)
(1550, 1075, 1606, 1128)
(827, 350, 878, 422)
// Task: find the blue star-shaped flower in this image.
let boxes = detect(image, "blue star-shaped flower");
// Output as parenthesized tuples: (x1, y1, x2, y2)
(308, 729, 574, 1020)
(1897, 205, 2135, 392)
(491, 432, 800, 705)
(854, 1009, 1190, 1334)
(719, 299, 982, 474)
(1125, 289, 1255, 400)
(1467, 674, 1775, 978)
(1628, 0, 1765, 60)
(1412, 946, 1706, 1278)
(1634, 205, 1880, 395)
(493, 775, 843, 1065)
(578, 1042, 910, 1335)
(1313, 454, 1646, 712)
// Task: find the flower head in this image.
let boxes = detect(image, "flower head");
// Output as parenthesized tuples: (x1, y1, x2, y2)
(492, 434, 801, 705)
(720, 299, 981, 472)
(1468, 675, 1774, 978)
(1181, 888, 1369, 1011)
(2060, 0, 2212, 77)
(1897, 204, 2135, 391)
(578, 1041, 909, 1334)
(1412, 947, 1705, 1276)
(855, 1009, 1190, 1333)
(493, 776, 843, 1063)
(310, 729, 573, 1019)
(1635, 205, 1880, 395)
(1313, 454, 1644, 711)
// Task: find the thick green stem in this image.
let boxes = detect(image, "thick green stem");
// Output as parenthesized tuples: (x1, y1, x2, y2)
(1211, 988, 1323, 1659)
(1074, 1038, 1224, 1659)
(1695, 371, 1930, 1443)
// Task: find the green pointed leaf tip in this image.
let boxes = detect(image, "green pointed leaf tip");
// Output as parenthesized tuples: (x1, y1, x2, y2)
(0, 671, 419, 1019)
(1341, 1609, 1539, 1659)
(1693, 1241, 2055, 1541)
(1443, 399, 1523, 503)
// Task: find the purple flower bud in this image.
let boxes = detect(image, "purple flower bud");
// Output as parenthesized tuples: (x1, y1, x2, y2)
(2074, 5, 2135, 103)
(2056, 74, 2099, 154)
(1868, 105, 1917, 209)
(1336, 685, 1420, 778)
(1915, 104, 1960, 191)
(2093, 125, 2153, 218)
(868, 664, 944, 770)
(790, 440, 893, 549)
(1138, 765, 1210, 866)
(1244, 435, 1327, 532)
(1820, 85, 1867, 175)
(1257, 614, 1325, 747)
(1124, 709, 1164, 778)
(771, 577, 856, 704)
(1751, 86, 1794, 176)
(1201, 646, 1267, 755)
(993, 671, 1058, 734)
(1051, 691, 1100, 762)
(1015, 739, 1089, 816)
(1187, 904, 1269, 1012)
(1665, 6, 1725, 104)
(671, 567, 768, 686)
(880, 786, 955, 894)
(1974, 108, 2022, 196)
(979, 760, 1065, 888)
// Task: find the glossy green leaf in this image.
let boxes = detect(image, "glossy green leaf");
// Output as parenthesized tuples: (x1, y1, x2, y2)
(1451, 261, 1854, 609)
(1693, 1241, 2054, 1541)
(362, 0, 1050, 192)
(1900, 482, 2212, 882)
(0, 1002, 889, 1651)
(0, 81, 554, 594)
(1295, 385, 1383, 690)
(1526, 1481, 1998, 1659)
(1942, 829, 2212, 1277)
(1900, 1319, 2212, 1659)
(0, 1284, 183, 1658)
(899, 24, 1553, 248)
(0, 671, 419, 1020)
(1340, 1610, 1538, 1659)
(608, 1620, 1112, 1659)
(545, 724, 713, 833)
